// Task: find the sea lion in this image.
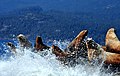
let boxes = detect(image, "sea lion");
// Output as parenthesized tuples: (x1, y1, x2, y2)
(52, 44, 87, 66)
(65, 30, 88, 52)
(86, 39, 103, 64)
(86, 39, 120, 65)
(34, 36, 49, 52)
(106, 28, 120, 53)
(55, 30, 88, 66)
(17, 34, 32, 48)
(104, 52, 120, 65)
(51, 45, 68, 57)
(6, 42, 17, 54)
(64, 30, 88, 58)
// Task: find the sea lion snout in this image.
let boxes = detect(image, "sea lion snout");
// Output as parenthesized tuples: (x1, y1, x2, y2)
(82, 30, 88, 36)
(76, 30, 88, 39)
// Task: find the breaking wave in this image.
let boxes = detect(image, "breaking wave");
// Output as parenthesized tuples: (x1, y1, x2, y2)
(0, 40, 113, 76)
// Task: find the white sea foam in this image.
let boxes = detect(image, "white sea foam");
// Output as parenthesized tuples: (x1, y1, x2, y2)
(0, 41, 113, 76)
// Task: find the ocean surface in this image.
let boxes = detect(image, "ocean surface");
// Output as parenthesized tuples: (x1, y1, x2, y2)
(0, 40, 113, 76)
(1, 0, 120, 76)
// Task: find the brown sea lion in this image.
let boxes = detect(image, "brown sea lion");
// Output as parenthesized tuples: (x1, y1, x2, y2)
(105, 28, 120, 53)
(104, 52, 120, 65)
(34, 36, 49, 52)
(54, 30, 88, 66)
(102, 46, 107, 51)
(6, 42, 17, 54)
(17, 34, 32, 48)
(51, 45, 68, 57)
(59, 29, 89, 66)
(64, 30, 88, 58)
(86, 39, 120, 65)
(86, 39, 103, 63)
(52, 45, 87, 66)
(65, 30, 88, 52)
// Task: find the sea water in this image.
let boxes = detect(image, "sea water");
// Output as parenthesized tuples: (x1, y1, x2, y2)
(0, 40, 113, 76)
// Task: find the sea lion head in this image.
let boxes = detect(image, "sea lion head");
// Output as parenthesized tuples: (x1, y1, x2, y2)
(6, 42, 16, 53)
(17, 34, 32, 48)
(76, 30, 88, 39)
(17, 34, 27, 43)
(106, 28, 119, 45)
(34, 36, 49, 51)
(105, 28, 120, 53)
(66, 30, 88, 52)
(36, 36, 43, 45)
(52, 45, 67, 57)
(51, 45, 62, 55)
(6, 42, 15, 48)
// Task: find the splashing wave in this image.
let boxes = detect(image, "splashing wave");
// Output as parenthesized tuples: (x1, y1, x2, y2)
(0, 40, 113, 76)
